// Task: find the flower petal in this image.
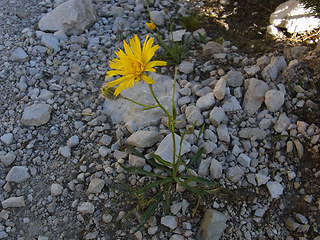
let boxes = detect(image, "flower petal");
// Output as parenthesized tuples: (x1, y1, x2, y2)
(141, 74, 155, 84)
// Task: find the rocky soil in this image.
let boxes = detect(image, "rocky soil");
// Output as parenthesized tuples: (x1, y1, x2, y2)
(0, 0, 319, 240)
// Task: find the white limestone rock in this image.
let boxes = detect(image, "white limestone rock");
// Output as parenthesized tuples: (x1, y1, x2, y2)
(155, 133, 191, 165)
(209, 107, 226, 127)
(1, 197, 26, 208)
(185, 105, 204, 127)
(213, 77, 226, 100)
(270, 0, 320, 33)
(265, 89, 285, 112)
(217, 124, 230, 142)
(11, 47, 29, 62)
(87, 178, 105, 194)
(6, 166, 30, 183)
(21, 104, 52, 126)
(274, 113, 290, 133)
(77, 202, 95, 214)
(41, 34, 60, 52)
(161, 215, 177, 230)
(150, 11, 164, 26)
(196, 92, 215, 111)
(243, 78, 269, 116)
(197, 209, 227, 240)
(224, 69, 244, 87)
(126, 130, 162, 148)
(267, 181, 284, 198)
(51, 183, 63, 196)
(179, 60, 194, 74)
(210, 159, 222, 179)
(1, 133, 13, 145)
(261, 56, 287, 81)
(38, 0, 96, 35)
(226, 166, 244, 182)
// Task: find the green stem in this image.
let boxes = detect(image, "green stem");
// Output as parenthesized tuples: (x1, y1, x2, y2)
(148, 84, 171, 118)
(121, 96, 158, 109)
(171, 66, 178, 177)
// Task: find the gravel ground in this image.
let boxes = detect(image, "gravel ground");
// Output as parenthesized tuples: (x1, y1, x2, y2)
(0, 0, 319, 240)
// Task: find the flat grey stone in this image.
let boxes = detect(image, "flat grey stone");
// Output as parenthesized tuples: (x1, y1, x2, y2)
(38, 0, 96, 35)
(267, 181, 284, 198)
(39, 89, 54, 100)
(203, 41, 225, 56)
(239, 127, 267, 140)
(209, 107, 226, 126)
(179, 60, 194, 74)
(11, 47, 29, 62)
(255, 173, 270, 186)
(1, 133, 13, 145)
(197, 209, 227, 240)
(226, 166, 244, 182)
(185, 105, 204, 127)
(243, 78, 269, 116)
(41, 34, 60, 52)
(155, 133, 191, 165)
(21, 104, 52, 126)
(274, 112, 290, 133)
(77, 202, 95, 214)
(87, 178, 105, 194)
(51, 183, 63, 196)
(67, 135, 79, 148)
(58, 146, 71, 158)
(213, 77, 226, 100)
(150, 10, 164, 26)
(217, 124, 230, 142)
(261, 56, 287, 81)
(237, 153, 251, 167)
(196, 92, 215, 111)
(265, 89, 285, 112)
(99, 135, 112, 146)
(172, 29, 186, 42)
(6, 166, 30, 183)
(1, 151, 16, 167)
(1, 196, 26, 208)
(126, 130, 162, 148)
(224, 70, 244, 87)
(198, 158, 211, 176)
(128, 154, 146, 167)
(161, 215, 177, 230)
(222, 96, 242, 112)
(210, 159, 222, 179)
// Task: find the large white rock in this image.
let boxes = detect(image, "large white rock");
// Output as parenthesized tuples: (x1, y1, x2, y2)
(154, 133, 191, 165)
(6, 166, 30, 183)
(270, 0, 320, 33)
(126, 130, 162, 148)
(103, 73, 180, 133)
(197, 209, 228, 240)
(243, 78, 269, 116)
(21, 104, 52, 126)
(38, 0, 96, 35)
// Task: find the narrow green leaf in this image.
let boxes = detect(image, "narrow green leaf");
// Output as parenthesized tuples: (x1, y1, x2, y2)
(164, 184, 172, 214)
(135, 183, 170, 232)
(135, 178, 172, 195)
(150, 153, 173, 167)
(118, 162, 161, 178)
(130, 148, 146, 159)
(146, 158, 172, 175)
(187, 147, 205, 167)
(194, 176, 220, 187)
(197, 123, 205, 141)
(179, 181, 208, 195)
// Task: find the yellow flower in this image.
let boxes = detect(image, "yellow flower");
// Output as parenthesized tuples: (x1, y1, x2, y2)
(146, 21, 156, 31)
(105, 35, 167, 96)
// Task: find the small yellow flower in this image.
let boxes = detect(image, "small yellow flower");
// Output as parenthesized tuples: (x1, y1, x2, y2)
(146, 21, 156, 31)
(105, 35, 167, 96)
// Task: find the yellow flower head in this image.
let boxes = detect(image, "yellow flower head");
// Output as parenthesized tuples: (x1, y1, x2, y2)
(146, 21, 156, 31)
(105, 35, 167, 96)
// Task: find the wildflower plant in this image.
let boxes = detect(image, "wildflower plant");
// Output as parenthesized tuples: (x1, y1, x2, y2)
(102, 34, 220, 231)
